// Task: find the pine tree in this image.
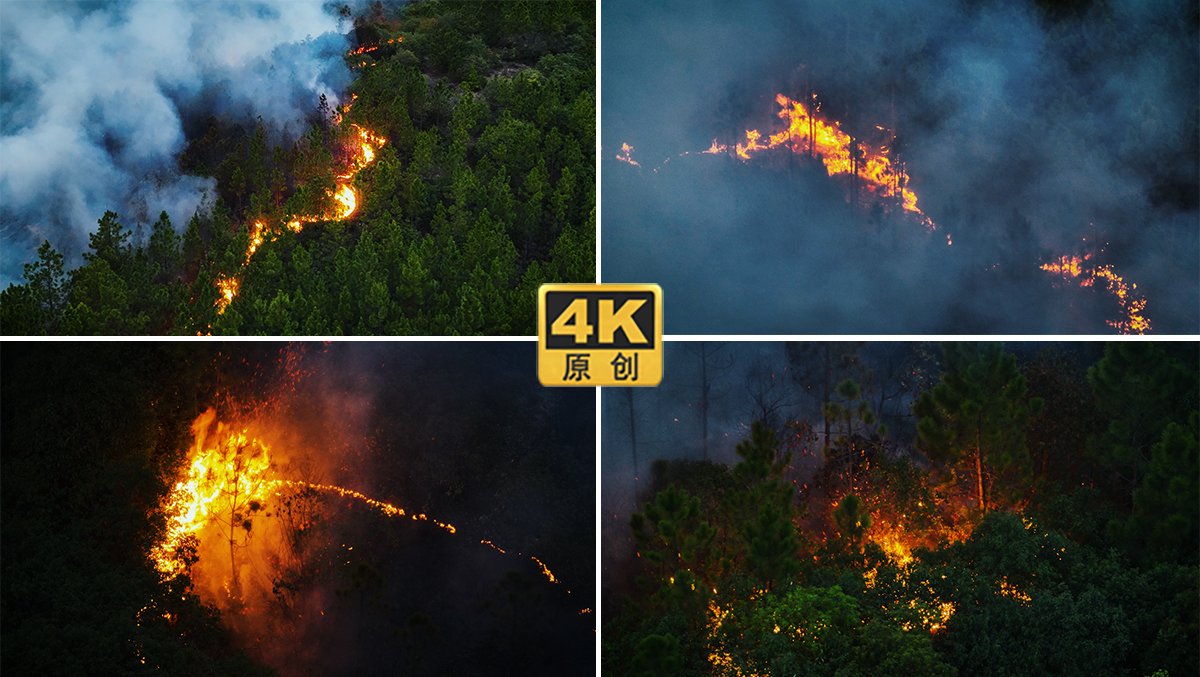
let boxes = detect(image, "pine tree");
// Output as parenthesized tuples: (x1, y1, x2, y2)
(914, 343, 1043, 512)
(729, 421, 798, 590)
(833, 493, 872, 554)
(1087, 341, 1197, 511)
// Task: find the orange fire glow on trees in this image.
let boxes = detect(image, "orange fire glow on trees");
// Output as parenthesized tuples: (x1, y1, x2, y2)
(732, 94, 932, 227)
(150, 407, 560, 587)
(615, 87, 1158, 334)
(213, 116, 387, 315)
(151, 408, 274, 578)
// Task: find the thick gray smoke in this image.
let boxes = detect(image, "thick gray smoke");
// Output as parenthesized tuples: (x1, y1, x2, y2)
(0, 1, 354, 285)
(602, 0, 1198, 333)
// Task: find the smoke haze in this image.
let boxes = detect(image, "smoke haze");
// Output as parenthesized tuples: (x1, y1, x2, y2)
(0, 1, 354, 285)
(601, 0, 1198, 333)
(181, 343, 595, 676)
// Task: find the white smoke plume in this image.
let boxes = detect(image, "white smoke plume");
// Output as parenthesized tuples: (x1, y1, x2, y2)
(0, 1, 355, 285)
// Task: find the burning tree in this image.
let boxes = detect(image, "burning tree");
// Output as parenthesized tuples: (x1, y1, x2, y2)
(154, 409, 275, 604)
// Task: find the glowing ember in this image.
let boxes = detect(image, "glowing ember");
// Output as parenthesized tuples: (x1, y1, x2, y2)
(925, 601, 957, 633)
(616, 142, 640, 167)
(271, 479, 456, 534)
(531, 556, 559, 584)
(997, 579, 1031, 604)
(1040, 252, 1150, 334)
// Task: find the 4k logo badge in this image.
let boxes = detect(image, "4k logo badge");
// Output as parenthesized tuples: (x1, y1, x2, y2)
(538, 284, 663, 386)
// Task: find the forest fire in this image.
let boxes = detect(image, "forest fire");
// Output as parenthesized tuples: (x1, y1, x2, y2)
(150, 408, 272, 578)
(151, 407, 560, 587)
(214, 275, 240, 314)
(617, 92, 935, 229)
(212, 117, 386, 315)
(1041, 252, 1150, 334)
(729, 94, 933, 228)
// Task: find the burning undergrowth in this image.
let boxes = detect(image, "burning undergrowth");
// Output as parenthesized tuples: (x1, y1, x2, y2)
(602, 340, 1200, 676)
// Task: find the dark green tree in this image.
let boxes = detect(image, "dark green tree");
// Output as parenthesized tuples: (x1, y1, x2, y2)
(1087, 341, 1198, 512)
(729, 421, 799, 591)
(834, 493, 872, 554)
(1109, 412, 1199, 566)
(631, 633, 683, 677)
(0, 240, 67, 333)
(630, 484, 717, 620)
(914, 342, 1044, 512)
(82, 210, 134, 275)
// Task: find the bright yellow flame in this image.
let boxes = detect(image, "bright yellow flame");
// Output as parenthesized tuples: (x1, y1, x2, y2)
(872, 530, 914, 566)
(333, 184, 357, 220)
(1040, 252, 1150, 334)
(211, 121, 386, 311)
(215, 275, 239, 314)
(150, 408, 272, 577)
(730, 94, 934, 228)
(151, 408, 564, 588)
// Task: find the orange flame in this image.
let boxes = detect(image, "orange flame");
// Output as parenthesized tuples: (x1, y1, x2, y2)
(150, 408, 272, 577)
(733, 94, 933, 227)
(214, 275, 239, 314)
(152, 409, 560, 587)
(1040, 252, 1150, 334)
(616, 142, 640, 167)
(616, 92, 935, 229)
(212, 118, 386, 315)
(333, 184, 357, 220)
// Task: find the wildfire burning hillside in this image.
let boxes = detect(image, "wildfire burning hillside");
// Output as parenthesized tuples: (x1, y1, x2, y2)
(214, 101, 387, 315)
(613, 89, 1155, 335)
(734, 94, 932, 228)
(151, 407, 560, 588)
(619, 92, 934, 228)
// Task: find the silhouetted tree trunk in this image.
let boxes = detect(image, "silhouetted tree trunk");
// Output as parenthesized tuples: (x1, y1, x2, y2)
(688, 342, 734, 460)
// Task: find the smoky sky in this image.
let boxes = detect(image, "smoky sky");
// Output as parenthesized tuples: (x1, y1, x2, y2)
(601, 0, 1199, 334)
(275, 342, 596, 676)
(0, 0, 355, 286)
